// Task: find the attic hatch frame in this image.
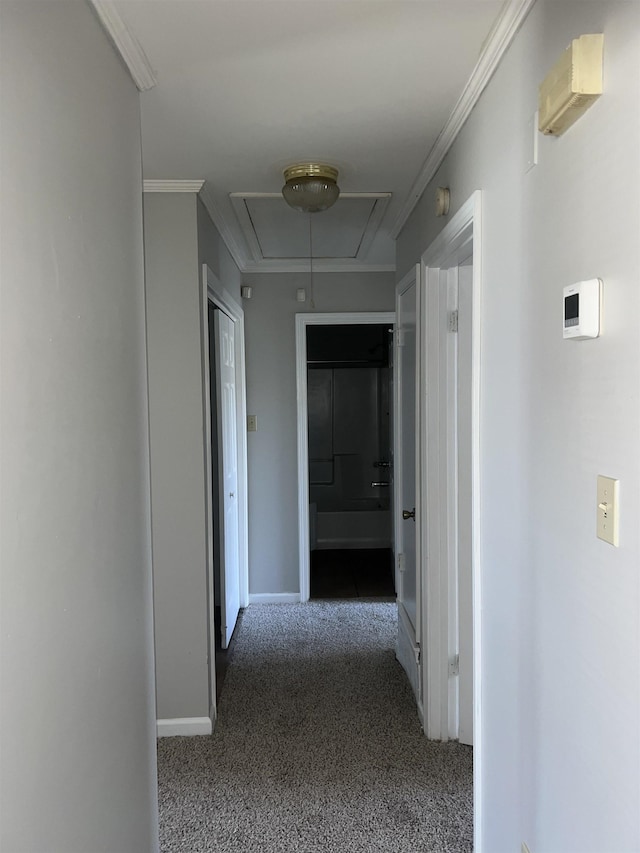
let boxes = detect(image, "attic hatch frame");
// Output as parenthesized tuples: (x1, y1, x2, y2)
(230, 192, 392, 270)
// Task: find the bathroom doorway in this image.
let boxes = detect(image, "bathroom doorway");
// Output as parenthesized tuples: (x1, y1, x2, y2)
(295, 312, 396, 602)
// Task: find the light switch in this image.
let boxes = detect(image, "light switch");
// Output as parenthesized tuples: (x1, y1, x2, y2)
(247, 414, 257, 432)
(597, 475, 619, 546)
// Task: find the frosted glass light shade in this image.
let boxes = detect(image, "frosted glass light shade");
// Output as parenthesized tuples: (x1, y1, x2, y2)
(282, 163, 340, 213)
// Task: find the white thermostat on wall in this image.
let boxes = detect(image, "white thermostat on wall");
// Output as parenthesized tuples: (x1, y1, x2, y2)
(563, 278, 602, 340)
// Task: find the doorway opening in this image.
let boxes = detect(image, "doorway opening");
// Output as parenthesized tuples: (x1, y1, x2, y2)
(295, 312, 396, 602)
(306, 323, 394, 599)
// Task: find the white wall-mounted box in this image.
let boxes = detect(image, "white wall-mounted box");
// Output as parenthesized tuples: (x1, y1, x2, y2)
(539, 34, 603, 136)
(563, 279, 602, 340)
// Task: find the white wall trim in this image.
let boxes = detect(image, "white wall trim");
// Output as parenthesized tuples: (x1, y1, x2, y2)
(89, 1, 157, 91)
(420, 190, 483, 850)
(143, 180, 205, 193)
(248, 593, 301, 605)
(156, 717, 212, 738)
(295, 312, 396, 602)
(390, 0, 536, 238)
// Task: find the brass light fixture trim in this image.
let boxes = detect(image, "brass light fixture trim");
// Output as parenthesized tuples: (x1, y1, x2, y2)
(283, 163, 339, 183)
(282, 162, 340, 213)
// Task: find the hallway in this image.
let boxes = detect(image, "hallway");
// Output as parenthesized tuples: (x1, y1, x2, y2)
(157, 603, 472, 852)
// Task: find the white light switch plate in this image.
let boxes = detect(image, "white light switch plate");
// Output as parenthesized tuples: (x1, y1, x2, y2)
(247, 415, 257, 432)
(597, 475, 619, 546)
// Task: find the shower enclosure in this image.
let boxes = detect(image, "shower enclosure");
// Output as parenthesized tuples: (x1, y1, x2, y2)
(307, 324, 392, 551)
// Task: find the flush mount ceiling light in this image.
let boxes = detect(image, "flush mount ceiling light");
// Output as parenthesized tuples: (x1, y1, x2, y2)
(282, 163, 340, 213)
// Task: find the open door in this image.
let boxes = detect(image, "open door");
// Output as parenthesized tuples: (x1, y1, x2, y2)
(394, 265, 422, 710)
(214, 307, 240, 649)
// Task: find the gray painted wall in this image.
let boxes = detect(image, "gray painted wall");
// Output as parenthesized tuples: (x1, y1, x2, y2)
(242, 272, 395, 594)
(398, 3, 640, 850)
(1, 2, 159, 850)
(144, 193, 242, 721)
(144, 193, 211, 721)
(197, 198, 243, 304)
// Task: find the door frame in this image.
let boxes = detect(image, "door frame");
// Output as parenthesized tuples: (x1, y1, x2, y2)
(420, 191, 482, 846)
(295, 311, 396, 602)
(200, 264, 249, 721)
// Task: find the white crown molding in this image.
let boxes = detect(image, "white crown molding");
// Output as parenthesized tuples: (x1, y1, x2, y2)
(390, 0, 536, 238)
(199, 184, 250, 272)
(143, 179, 205, 193)
(89, 1, 157, 92)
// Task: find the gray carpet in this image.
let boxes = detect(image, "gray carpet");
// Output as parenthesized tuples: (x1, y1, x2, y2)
(157, 602, 473, 852)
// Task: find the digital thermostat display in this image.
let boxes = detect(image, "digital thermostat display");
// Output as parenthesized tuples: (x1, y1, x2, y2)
(563, 279, 601, 340)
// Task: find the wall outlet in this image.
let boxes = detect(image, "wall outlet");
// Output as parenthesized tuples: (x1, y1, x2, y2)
(247, 415, 257, 432)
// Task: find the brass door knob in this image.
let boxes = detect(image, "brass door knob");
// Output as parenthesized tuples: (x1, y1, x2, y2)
(402, 508, 415, 521)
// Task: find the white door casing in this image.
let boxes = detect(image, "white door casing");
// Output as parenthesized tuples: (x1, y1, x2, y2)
(442, 258, 474, 745)
(214, 309, 241, 649)
(457, 257, 474, 746)
(420, 191, 482, 848)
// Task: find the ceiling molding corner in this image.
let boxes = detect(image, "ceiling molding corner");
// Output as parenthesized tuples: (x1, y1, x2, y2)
(90, 1, 157, 91)
(390, 0, 537, 239)
(144, 179, 205, 193)
(199, 184, 250, 273)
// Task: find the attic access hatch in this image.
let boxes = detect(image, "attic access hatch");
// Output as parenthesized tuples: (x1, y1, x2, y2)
(230, 192, 391, 268)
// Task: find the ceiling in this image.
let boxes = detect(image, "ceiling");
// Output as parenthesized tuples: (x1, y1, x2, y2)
(106, 0, 511, 272)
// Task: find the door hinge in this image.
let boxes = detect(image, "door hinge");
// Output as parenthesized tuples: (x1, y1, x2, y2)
(448, 654, 460, 677)
(448, 310, 459, 333)
(396, 328, 405, 347)
(414, 644, 421, 665)
(397, 553, 405, 573)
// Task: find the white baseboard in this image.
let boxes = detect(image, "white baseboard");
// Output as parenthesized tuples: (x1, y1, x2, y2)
(248, 592, 301, 604)
(156, 716, 212, 738)
(396, 602, 422, 714)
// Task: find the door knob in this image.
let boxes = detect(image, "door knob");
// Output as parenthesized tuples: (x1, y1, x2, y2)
(402, 508, 415, 521)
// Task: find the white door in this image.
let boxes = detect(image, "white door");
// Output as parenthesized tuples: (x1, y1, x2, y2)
(456, 257, 474, 745)
(214, 308, 240, 649)
(394, 266, 421, 698)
